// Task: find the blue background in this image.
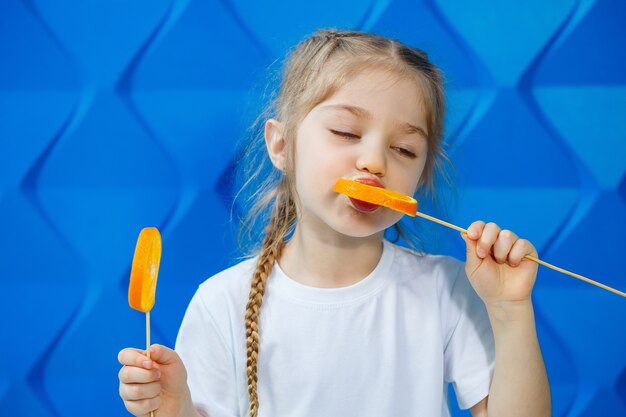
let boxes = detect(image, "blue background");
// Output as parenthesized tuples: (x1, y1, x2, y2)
(1, 0, 625, 416)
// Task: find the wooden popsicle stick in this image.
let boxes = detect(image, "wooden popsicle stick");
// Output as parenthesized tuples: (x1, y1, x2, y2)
(413, 211, 626, 298)
(146, 311, 151, 360)
(414, 211, 467, 234)
(524, 254, 626, 298)
(146, 311, 155, 417)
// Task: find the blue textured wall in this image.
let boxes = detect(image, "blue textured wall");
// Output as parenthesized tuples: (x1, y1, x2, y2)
(1, 0, 625, 416)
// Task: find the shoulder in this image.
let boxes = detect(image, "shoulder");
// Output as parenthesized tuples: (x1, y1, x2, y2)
(199, 256, 256, 292)
(191, 257, 256, 316)
(178, 257, 256, 352)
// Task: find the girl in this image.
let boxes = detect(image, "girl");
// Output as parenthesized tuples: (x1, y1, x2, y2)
(118, 29, 551, 417)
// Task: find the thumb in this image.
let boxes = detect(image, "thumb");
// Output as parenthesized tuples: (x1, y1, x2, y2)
(147, 344, 180, 366)
(460, 232, 480, 275)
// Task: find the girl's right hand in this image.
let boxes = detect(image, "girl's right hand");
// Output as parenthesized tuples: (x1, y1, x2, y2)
(118, 344, 193, 417)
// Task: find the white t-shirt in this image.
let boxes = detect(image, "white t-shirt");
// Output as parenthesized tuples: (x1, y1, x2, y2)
(175, 239, 495, 417)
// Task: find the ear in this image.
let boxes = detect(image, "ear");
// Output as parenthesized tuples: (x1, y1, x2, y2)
(264, 119, 286, 171)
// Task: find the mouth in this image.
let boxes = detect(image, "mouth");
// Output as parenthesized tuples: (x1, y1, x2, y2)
(348, 178, 384, 213)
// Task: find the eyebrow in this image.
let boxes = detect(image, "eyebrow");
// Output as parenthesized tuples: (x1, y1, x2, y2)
(319, 104, 428, 139)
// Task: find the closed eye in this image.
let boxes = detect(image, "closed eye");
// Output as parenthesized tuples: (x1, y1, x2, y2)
(392, 146, 417, 158)
(330, 129, 360, 139)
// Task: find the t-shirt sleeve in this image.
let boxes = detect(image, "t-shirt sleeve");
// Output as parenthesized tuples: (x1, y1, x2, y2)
(443, 264, 495, 410)
(175, 288, 240, 417)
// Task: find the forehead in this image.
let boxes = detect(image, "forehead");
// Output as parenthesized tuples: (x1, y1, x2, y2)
(313, 68, 429, 131)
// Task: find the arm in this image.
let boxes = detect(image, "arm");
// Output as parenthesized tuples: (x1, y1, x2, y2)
(463, 221, 551, 417)
(484, 300, 550, 416)
(468, 302, 551, 417)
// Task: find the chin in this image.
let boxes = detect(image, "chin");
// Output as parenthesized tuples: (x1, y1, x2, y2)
(331, 216, 398, 239)
(337, 229, 382, 239)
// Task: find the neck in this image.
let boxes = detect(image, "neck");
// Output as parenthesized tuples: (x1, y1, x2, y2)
(279, 226, 384, 288)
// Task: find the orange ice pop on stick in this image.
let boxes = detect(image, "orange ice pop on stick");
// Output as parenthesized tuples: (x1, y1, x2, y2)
(129, 227, 161, 313)
(129, 227, 161, 417)
(334, 178, 626, 298)
(333, 178, 417, 216)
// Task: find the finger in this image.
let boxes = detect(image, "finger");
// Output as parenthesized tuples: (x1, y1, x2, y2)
(477, 222, 501, 259)
(493, 229, 518, 264)
(119, 365, 161, 384)
(118, 348, 153, 369)
(120, 381, 161, 401)
(508, 238, 536, 267)
(123, 395, 161, 417)
(466, 220, 485, 240)
(461, 231, 480, 276)
(461, 230, 475, 250)
(148, 344, 181, 366)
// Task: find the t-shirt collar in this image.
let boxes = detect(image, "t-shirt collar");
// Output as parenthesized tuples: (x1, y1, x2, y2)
(269, 239, 395, 305)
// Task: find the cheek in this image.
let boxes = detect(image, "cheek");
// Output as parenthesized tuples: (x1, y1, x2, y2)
(295, 136, 349, 178)
(416, 159, 429, 190)
(409, 156, 429, 190)
(292, 145, 328, 196)
(393, 162, 427, 196)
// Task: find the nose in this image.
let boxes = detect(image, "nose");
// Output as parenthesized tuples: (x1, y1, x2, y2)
(356, 142, 386, 177)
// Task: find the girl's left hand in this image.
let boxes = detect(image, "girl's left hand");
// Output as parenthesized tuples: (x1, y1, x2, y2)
(461, 221, 539, 307)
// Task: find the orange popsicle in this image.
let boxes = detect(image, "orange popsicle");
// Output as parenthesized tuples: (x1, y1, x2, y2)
(129, 227, 161, 312)
(333, 178, 417, 216)
(128, 227, 161, 417)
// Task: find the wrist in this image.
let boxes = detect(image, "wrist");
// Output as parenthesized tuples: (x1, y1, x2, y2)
(486, 299, 535, 324)
(176, 387, 199, 417)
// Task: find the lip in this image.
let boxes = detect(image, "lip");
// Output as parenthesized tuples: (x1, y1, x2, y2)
(348, 177, 384, 213)
(354, 177, 384, 189)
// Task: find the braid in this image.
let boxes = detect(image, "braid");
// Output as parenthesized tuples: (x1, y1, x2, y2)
(245, 188, 296, 417)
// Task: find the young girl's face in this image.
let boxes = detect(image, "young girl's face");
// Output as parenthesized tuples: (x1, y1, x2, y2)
(293, 67, 430, 239)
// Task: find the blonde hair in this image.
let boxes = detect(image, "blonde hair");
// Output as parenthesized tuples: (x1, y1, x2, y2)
(236, 28, 448, 417)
